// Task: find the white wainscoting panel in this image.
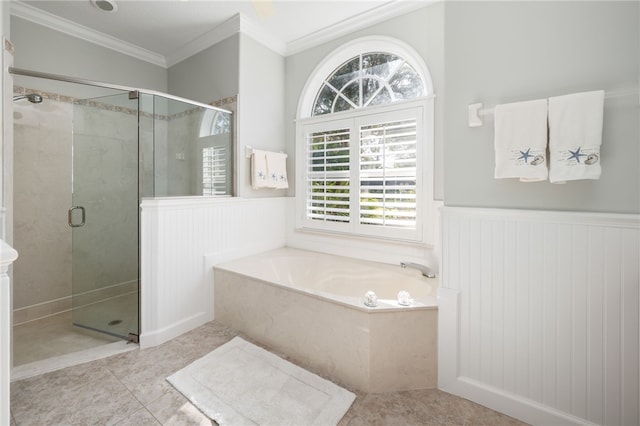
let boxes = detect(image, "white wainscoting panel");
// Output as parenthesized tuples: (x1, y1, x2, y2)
(140, 197, 287, 348)
(439, 207, 639, 426)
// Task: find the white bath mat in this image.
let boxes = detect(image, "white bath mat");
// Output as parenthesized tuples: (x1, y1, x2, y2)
(167, 336, 356, 426)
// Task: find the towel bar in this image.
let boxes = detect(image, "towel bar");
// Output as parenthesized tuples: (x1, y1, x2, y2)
(468, 88, 639, 127)
(245, 145, 288, 158)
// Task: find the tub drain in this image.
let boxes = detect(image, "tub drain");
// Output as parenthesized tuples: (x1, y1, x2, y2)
(108, 319, 123, 326)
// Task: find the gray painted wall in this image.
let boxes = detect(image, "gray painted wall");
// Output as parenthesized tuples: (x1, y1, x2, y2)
(237, 34, 286, 198)
(167, 34, 239, 103)
(444, 1, 639, 213)
(8, 1, 638, 213)
(11, 17, 167, 92)
(168, 33, 285, 198)
(284, 4, 445, 200)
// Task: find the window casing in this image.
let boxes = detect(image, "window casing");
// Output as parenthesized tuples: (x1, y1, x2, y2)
(298, 99, 432, 242)
(296, 37, 435, 244)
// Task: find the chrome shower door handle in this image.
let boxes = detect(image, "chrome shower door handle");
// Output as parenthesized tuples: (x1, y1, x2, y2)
(68, 206, 86, 228)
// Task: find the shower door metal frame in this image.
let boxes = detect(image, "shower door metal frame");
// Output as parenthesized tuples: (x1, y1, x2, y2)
(8, 67, 231, 114)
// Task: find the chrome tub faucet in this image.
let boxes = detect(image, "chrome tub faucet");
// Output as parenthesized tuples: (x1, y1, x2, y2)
(400, 262, 436, 278)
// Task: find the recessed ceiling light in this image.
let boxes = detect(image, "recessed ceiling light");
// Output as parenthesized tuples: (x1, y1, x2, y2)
(91, 0, 118, 13)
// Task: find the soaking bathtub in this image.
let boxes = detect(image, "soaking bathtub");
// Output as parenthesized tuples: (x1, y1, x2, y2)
(213, 247, 438, 393)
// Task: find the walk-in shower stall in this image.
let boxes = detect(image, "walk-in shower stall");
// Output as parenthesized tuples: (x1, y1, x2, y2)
(9, 68, 233, 367)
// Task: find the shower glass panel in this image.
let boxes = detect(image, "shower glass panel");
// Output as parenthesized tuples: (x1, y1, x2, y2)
(70, 92, 139, 339)
(11, 67, 234, 363)
(141, 93, 233, 197)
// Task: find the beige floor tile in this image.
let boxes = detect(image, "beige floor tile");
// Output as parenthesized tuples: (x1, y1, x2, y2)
(145, 387, 215, 426)
(112, 407, 161, 426)
(101, 341, 204, 406)
(11, 362, 143, 425)
(11, 320, 529, 426)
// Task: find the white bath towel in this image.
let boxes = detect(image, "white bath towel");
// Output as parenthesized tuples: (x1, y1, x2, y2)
(250, 149, 270, 189)
(266, 151, 288, 189)
(548, 90, 605, 184)
(494, 99, 548, 182)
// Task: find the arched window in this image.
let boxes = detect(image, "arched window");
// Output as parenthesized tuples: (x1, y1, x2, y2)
(199, 109, 231, 137)
(312, 53, 425, 115)
(296, 37, 435, 243)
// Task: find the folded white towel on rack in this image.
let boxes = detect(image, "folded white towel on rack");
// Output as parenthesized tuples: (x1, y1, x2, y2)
(548, 90, 605, 184)
(266, 151, 288, 189)
(250, 149, 270, 189)
(494, 98, 548, 182)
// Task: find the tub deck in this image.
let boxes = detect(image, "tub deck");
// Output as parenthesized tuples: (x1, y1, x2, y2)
(214, 247, 438, 393)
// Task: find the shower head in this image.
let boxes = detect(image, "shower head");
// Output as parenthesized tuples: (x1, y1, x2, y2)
(13, 93, 43, 104)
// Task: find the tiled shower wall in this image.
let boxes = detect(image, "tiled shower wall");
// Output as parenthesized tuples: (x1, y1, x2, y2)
(13, 97, 73, 318)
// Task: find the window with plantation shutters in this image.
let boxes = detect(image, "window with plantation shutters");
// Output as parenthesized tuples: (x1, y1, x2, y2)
(299, 103, 427, 241)
(296, 40, 434, 243)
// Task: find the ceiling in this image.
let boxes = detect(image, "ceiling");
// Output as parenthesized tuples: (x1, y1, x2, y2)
(13, 0, 429, 67)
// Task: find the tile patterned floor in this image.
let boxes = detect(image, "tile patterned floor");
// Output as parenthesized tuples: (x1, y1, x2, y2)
(10, 321, 528, 426)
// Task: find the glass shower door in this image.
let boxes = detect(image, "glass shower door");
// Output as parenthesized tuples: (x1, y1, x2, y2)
(69, 92, 140, 340)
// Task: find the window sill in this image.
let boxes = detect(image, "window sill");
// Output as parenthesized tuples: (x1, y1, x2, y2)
(293, 225, 433, 249)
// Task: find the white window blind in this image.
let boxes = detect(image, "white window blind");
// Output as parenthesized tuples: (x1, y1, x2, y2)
(202, 146, 227, 196)
(359, 119, 417, 229)
(306, 128, 351, 223)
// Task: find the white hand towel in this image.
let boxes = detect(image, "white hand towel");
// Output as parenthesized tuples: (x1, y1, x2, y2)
(266, 151, 288, 189)
(250, 149, 269, 189)
(494, 99, 548, 182)
(548, 90, 604, 184)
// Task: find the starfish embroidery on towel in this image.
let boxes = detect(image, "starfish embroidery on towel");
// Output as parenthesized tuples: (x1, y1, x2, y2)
(271, 173, 277, 180)
(280, 174, 286, 181)
(518, 148, 533, 164)
(568, 147, 587, 163)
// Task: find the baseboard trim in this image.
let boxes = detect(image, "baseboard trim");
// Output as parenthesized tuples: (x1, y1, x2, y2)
(139, 311, 211, 349)
(440, 376, 598, 426)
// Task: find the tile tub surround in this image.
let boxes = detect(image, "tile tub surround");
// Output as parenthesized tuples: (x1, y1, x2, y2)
(214, 248, 439, 393)
(10, 320, 527, 426)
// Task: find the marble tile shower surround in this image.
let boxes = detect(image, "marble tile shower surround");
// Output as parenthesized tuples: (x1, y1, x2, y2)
(13, 99, 73, 312)
(13, 86, 237, 321)
(10, 320, 528, 426)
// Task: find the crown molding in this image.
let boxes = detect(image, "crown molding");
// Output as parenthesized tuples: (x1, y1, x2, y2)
(238, 14, 287, 56)
(10, 0, 439, 70)
(165, 13, 286, 67)
(10, 1, 167, 67)
(165, 14, 241, 67)
(285, 0, 438, 56)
